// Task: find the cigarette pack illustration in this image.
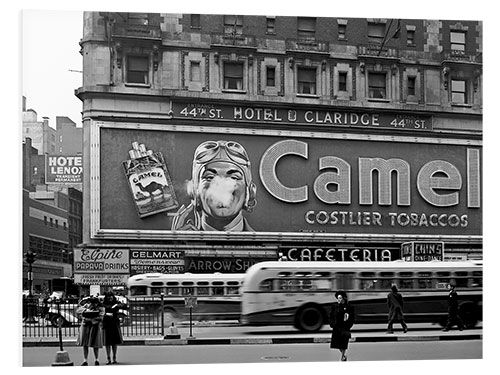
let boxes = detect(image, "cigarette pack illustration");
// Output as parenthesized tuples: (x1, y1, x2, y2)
(122, 142, 179, 218)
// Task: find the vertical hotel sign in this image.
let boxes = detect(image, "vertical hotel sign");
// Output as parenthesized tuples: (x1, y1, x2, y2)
(74, 248, 129, 285)
(46, 155, 83, 184)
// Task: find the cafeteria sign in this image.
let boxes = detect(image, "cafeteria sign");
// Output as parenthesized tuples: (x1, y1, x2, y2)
(401, 242, 444, 261)
(46, 155, 83, 184)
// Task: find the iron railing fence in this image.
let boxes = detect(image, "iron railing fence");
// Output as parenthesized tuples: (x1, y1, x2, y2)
(22, 296, 167, 338)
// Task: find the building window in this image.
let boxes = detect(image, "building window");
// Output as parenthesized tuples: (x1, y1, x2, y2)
(223, 62, 244, 90)
(190, 61, 201, 82)
(127, 56, 149, 84)
(224, 15, 243, 35)
(407, 29, 415, 45)
(128, 13, 149, 25)
(297, 17, 316, 39)
(50, 218, 53, 227)
(338, 24, 347, 40)
(266, 17, 276, 34)
(451, 79, 467, 104)
(338, 72, 347, 92)
(297, 67, 317, 95)
(266, 66, 276, 87)
(407, 76, 416, 96)
(190, 14, 201, 29)
(368, 72, 387, 99)
(450, 31, 466, 54)
(368, 22, 386, 44)
(44, 216, 47, 225)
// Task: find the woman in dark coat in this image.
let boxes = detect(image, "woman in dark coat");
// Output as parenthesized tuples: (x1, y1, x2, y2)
(329, 290, 355, 361)
(102, 292, 127, 364)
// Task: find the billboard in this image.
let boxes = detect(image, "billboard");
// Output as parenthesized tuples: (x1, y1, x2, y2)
(74, 248, 129, 286)
(46, 155, 83, 184)
(90, 120, 481, 241)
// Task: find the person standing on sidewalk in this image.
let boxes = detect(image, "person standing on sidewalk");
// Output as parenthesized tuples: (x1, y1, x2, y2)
(102, 292, 128, 365)
(386, 284, 408, 334)
(329, 290, 355, 361)
(76, 296, 105, 366)
(442, 281, 465, 331)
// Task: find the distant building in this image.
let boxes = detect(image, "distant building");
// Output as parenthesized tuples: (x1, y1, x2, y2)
(55, 116, 82, 155)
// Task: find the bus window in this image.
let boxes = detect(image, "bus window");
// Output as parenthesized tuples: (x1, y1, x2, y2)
(453, 271, 469, 287)
(227, 286, 240, 295)
(212, 281, 224, 296)
(472, 271, 482, 287)
(417, 272, 433, 289)
(294, 272, 312, 278)
(314, 272, 331, 278)
(398, 272, 414, 289)
(151, 287, 164, 295)
(196, 281, 210, 296)
(436, 271, 451, 285)
(379, 272, 394, 290)
(259, 279, 272, 291)
(130, 286, 148, 296)
(336, 272, 355, 290)
(359, 272, 376, 290)
(312, 278, 331, 290)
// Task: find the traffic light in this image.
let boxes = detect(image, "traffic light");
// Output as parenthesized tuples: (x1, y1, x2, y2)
(25, 252, 37, 264)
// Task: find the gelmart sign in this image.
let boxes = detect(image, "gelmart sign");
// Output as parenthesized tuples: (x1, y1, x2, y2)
(46, 155, 83, 184)
(96, 123, 482, 238)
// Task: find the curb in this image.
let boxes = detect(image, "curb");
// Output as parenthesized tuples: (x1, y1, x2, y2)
(23, 333, 482, 347)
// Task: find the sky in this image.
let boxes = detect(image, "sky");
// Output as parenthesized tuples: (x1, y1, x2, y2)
(22, 9, 83, 127)
(9, 1, 500, 374)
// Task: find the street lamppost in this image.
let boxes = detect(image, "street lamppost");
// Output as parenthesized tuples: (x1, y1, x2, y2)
(24, 251, 37, 323)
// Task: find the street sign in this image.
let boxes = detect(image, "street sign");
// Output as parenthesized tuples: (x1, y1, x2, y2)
(184, 296, 197, 308)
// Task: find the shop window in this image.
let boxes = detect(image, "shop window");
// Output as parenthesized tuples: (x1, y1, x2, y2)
(368, 72, 387, 99)
(368, 22, 385, 44)
(266, 17, 276, 34)
(451, 79, 467, 104)
(297, 17, 316, 39)
(266, 66, 276, 87)
(450, 31, 466, 54)
(224, 15, 243, 35)
(297, 67, 317, 95)
(223, 62, 244, 90)
(126, 56, 149, 84)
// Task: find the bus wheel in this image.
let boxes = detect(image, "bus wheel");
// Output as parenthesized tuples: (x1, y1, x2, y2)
(295, 304, 324, 332)
(459, 303, 478, 328)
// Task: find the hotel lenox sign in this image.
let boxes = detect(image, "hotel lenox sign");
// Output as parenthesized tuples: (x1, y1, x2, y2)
(91, 121, 482, 242)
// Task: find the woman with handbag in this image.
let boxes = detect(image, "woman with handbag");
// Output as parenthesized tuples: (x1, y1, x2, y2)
(329, 290, 355, 361)
(76, 296, 105, 366)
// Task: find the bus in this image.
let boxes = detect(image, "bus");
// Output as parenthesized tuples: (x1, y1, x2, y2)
(126, 273, 244, 322)
(240, 261, 482, 332)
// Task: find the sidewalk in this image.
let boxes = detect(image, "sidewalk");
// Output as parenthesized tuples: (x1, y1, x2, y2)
(23, 325, 482, 347)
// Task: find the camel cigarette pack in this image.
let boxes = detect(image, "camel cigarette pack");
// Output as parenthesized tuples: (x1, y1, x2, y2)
(122, 142, 178, 218)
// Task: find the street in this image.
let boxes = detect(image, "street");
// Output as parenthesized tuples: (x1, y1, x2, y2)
(23, 339, 481, 366)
